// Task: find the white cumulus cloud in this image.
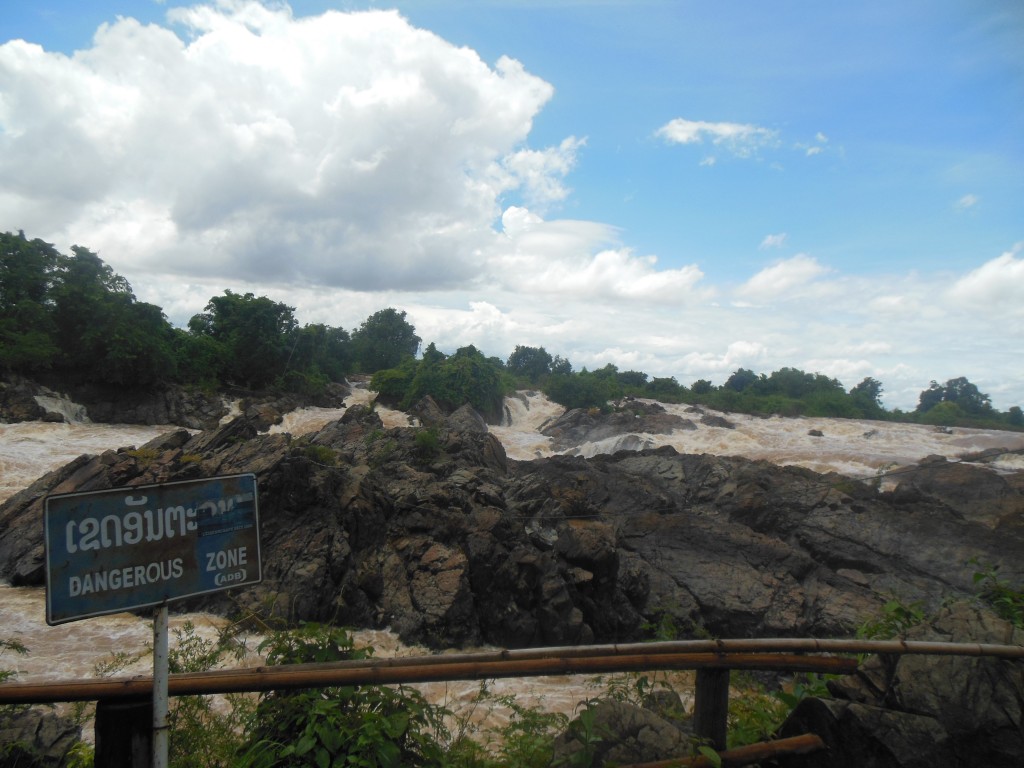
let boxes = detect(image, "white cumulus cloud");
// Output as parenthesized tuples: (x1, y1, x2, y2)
(0, 3, 570, 292)
(947, 246, 1024, 314)
(734, 254, 831, 303)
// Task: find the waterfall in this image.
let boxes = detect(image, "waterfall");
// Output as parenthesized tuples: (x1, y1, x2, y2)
(33, 394, 91, 424)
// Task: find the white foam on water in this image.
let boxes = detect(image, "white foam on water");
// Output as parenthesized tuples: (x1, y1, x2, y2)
(0, 421, 180, 505)
(490, 392, 561, 460)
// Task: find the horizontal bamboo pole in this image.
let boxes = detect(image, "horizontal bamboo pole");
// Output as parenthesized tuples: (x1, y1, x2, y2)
(482, 637, 1024, 660)
(0, 652, 855, 705)
(1, 636, 1021, 705)
(619, 732, 826, 767)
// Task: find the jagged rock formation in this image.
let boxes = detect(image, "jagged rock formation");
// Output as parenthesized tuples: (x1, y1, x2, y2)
(2, 404, 1021, 651)
(777, 601, 1024, 767)
(0, 708, 80, 767)
(540, 400, 697, 452)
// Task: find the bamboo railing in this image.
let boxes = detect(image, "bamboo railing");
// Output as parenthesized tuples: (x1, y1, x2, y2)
(1, 638, 1021, 766)
(3, 636, 1021, 705)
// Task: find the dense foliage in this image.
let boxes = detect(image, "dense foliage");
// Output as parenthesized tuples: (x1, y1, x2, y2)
(0, 232, 412, 396)
(2, 230, 1021, 429)
(237, 624, 447, 768)
(371, 343, 512, 423)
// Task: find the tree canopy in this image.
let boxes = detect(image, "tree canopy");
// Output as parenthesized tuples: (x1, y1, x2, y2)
(351, 308, 421, 373)
(2, 229, 1021, 432)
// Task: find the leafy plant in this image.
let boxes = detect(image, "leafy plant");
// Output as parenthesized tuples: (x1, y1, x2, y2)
(556, 698, 608, 768)
(413, 427, 442, 463)
(856, 597, 927, 640)
(0, 638, 27, 685)
(725, 672, 837, 750)
(236, 623, 448, 767)
(468, 686, 568, 768)
(301, 443, 337, 467)
(726, 683, 789, 749)
(124, 447, 161, 465)
(166, 621, 254, 768)
(641, 611, 682, 642)
(970, 559, 1024, 628)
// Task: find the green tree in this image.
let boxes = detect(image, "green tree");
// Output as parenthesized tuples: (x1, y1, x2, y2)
(1008, 406, 1023, 427)
(374, 344, 511, 423)
(725, 368, 760, 392)
(0, 231, 62, 372)
(691, 378, 714, 395)
(287, 323, 352, 382)
(506, 345, 553, 384)
(0, 230, 60, 308)
(550, 354, 573, 376)
(543, 369, 617, 410)
(351, 308, 421, 373)
(616, 370, 649, 389)
(49, 245, 176, 385)
(850, 376, 886, 417)
(646, 376, 682, 398)
(915, 377, 993, 417)
(765, 367, 843, 399)
(188, 290, 297, 388)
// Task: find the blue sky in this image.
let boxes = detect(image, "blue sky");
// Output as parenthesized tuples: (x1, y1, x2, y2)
(2, 1, 1022, 409)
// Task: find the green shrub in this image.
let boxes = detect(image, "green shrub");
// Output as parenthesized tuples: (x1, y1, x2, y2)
(301, 443, 337, 467)
(124, 447, 161, 465)
(236, 623, 447, 768)
(970, 559, 1024, 628)
(856, 598, 927, 640)
(165, 622, 253, 768)
(413, 428, 442, 463)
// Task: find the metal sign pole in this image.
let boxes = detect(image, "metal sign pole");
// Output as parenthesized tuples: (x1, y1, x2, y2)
(153, 603, 169, 768)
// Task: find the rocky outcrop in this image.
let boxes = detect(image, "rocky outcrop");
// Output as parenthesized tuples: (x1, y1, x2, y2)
(777, 601, 1024, 767)
(551, 697, 694, 766)
(0, 708, 81, 767)
(0, 378, 78, 423)
(541, 400, 696, 452)
(1, 408, 1022, 650)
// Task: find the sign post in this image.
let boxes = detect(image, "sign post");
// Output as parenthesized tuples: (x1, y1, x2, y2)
(44, 473, 261, 767)
(153, 603, 169, 768)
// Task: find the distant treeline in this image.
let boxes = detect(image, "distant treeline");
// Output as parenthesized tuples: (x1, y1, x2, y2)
(2, 231, 1020, 430)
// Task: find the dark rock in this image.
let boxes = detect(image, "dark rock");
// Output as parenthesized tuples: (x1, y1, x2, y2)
(541, 404, 695, 451)
(0, 377, 48, 422)
(551, 700, 693, 766)
(0, 707, 81, 767)
(446, 404, 488, 434)
(808, 429, 825, 437)
(410, 395, 447, 427)
(777, 601, 1024, 768)
(243, 402, 284, 431)
(67, 383, 228, 429)
(701, 413, 736, 429)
